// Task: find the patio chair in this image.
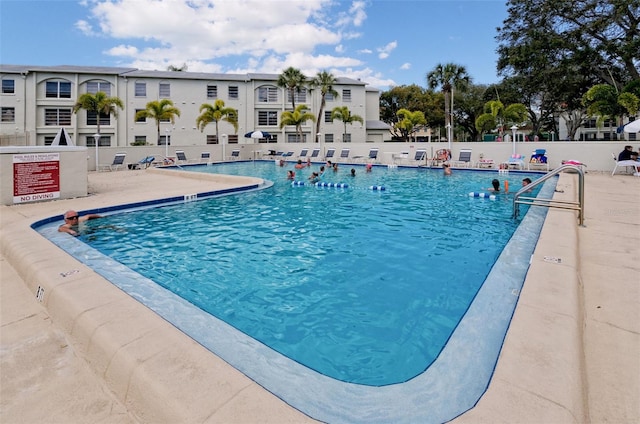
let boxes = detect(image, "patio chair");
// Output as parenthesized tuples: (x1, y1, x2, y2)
(339, 148, 350, 162)
(506, 154, 525, 170)
(310, 148, 320, 160)
(611, 153, 640, 176)
(528, 149, 549, 171)
(409, 150, 427, 166)
(431, 149, 451, 166)
(392, 151, 409, 164)
(134, 155, 155, 169)
(451, 149, 472, 168)
(99, 152, 126, 171)
(325, 148, 336, 160)
(228, 150, 240, 160)
(200, 152, 211, 163)
(175, 150, 197, 164)
(298, 149, 309, 158)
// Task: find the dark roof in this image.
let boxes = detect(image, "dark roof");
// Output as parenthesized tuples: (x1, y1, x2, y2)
(366, 120, 391, 130)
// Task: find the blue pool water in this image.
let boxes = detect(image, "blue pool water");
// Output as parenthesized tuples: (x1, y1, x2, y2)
(36, 161, 553, 422)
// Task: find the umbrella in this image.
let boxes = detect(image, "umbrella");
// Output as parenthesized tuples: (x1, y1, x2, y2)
(244, 130, 271, 139)
(623, 120, 640, 133)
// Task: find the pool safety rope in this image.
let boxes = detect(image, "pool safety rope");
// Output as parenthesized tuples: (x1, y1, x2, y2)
(291, 181, 386, 191)
(468, 192, 496, 200)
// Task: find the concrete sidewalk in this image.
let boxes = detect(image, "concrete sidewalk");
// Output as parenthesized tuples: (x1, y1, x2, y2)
(1, 169, 638, 423)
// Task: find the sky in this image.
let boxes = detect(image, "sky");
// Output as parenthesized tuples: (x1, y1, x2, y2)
(0, 0, 508, 90)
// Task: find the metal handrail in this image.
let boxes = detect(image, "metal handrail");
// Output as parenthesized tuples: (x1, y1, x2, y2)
(513, 164, 585, 226)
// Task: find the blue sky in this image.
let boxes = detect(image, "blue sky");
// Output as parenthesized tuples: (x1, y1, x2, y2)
(0, 0, 508, 90)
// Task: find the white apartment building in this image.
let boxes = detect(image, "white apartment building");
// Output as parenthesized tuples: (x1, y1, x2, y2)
(0, 65, 390, 147)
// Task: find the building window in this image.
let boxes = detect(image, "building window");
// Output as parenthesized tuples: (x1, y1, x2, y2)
(342, 89, 351, 102)
(228, 86, 239, 99)
(325, 92, 334, 101)
(343, 133, 352, 143)
(287, 88, 307, 104)
(2, 79, 15, 94)
(135, 82, 146, 97)
(258, 110, 278, 126)
(159, 135, 170, 146)
(86, 135, 111, 147)
(207, 85, 217, 98)
(86, 81, 111, 95)
(159, 83, 171, 98)
(87, 111, 110, 126)
(44, 136, 55, 146)
(325, 134, 334, 143)
(45, 108, 72, 126)
(135, 109, 146, 122)
(133, 136, 147, 145)
(206, 135, 218, 144)
(1, 107, 15, 123)
(227, 134, 239, 144)
(287, 133, 306, 143)
(46, 81, 71, 98)
(257, 86, 278, 103)
(324, 111, 333, 122)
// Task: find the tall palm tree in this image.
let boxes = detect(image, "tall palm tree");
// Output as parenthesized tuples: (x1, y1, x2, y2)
(135, 99, 181, 145)
(195, 99, 238, 143)
(277, 67, 307, 110)
(310, 70, 339, 143)
(279, 105, 316, 142)
(73, 91, 124, 140)
(427, 63, 470, 143)
(475, 100, 528, 136)
(330, 106, 364, 142)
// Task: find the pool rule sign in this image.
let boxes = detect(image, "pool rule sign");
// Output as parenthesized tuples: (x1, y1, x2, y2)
(13, 153, 60, 203)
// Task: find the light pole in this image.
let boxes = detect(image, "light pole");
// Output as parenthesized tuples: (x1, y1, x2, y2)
(510, 125, 518, 156)
(221, 134, 227, 161)
(93, 133, 100, 171)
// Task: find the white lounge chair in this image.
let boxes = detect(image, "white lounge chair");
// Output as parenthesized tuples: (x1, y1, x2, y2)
(99, 152, 126, 171)
(451, 149, 472, 168)
(611, 153, 640, 176)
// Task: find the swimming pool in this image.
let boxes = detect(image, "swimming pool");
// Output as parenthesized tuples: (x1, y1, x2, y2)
(37, 161, 554, 423)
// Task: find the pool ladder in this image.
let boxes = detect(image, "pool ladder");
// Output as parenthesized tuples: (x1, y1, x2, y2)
(512, 164, 585, 226)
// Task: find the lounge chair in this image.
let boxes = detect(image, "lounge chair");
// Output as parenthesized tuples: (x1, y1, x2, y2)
(325, 148, 336, 160)
(99, 152, 126, 171)
(432, 149, 451, 166)
(175, 150, 197, 164)
(451, 149, 472, 168)
(298, 149, 309, 158)
(228, 150, 240, 160)
(200, 152, 211, 163)
(135, 155, 155, 169)
(611, 153, 640, 176)
(310, 148, 320, 159)
(477, 158, 494, 168)
(528, 149, 549, 171)
(409, 150, 427, 166)
(392, 151, 409, 164)
(506, 154, 525, 170)
(339, 148, 350, 162)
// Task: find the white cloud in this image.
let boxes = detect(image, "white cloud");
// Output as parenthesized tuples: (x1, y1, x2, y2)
(335, 44, 345, 53)
(400, 62, 411, 70)
(377, 41, 397, 60)
(75, 20, 93, 36)
(358, 48, 372, 54)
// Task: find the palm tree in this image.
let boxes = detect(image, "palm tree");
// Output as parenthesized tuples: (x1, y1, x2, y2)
(195, 99, 238, 143)
(277, 67, 307, 110)
(582, 84, 639, 140)
(396, 108, 427, 142)
(310, 70, 339, 143)
(427, 63, 470, 143)
(475, 100, 528, 137)
(279, 105, 316, 142)
(330, 106, 364, 142)
(73, 91, 124, 140)
(135, 99, 181, 145)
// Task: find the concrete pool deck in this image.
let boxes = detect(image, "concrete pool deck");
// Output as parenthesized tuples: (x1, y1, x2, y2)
(1, 167, 638, 423)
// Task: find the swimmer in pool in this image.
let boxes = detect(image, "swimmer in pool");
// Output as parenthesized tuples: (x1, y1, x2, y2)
(58, 210, 102, 236)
